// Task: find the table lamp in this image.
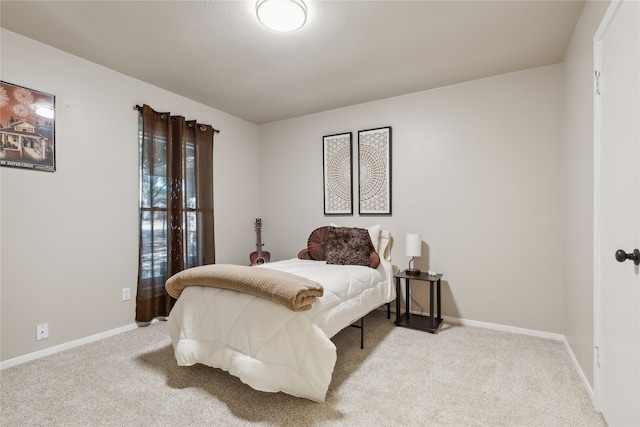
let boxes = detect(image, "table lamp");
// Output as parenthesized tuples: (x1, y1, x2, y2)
(406, 233, 422, 275)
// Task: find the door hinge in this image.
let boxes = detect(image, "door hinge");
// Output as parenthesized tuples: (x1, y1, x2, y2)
(595, 70, 601, 95)
(595, 345, 601, 368)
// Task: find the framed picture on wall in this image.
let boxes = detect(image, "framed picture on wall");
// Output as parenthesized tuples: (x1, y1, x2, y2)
(0, 81, 56, 172)
(358, 126, 391, 215)
(323, 132, 353, 215)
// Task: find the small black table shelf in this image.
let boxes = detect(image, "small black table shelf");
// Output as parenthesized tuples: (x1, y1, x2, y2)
(395, 270, 443, 333)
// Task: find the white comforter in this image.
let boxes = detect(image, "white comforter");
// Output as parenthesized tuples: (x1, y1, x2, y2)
(167, 258, 395, 401)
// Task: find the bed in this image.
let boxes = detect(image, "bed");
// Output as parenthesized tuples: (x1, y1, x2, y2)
(166, 225, 394, 402)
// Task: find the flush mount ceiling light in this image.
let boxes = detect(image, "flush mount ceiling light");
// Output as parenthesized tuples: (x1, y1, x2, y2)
(256, 0, 307, 32)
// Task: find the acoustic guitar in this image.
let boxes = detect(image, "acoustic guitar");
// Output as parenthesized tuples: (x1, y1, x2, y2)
(250, 218, 271, 265)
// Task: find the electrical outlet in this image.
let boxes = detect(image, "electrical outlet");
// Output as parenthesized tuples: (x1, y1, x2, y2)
(36, 323, 49, 341)
(122, 287, 131, 301)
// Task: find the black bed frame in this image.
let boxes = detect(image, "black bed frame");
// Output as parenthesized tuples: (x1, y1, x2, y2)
(349, 302, 391, 349)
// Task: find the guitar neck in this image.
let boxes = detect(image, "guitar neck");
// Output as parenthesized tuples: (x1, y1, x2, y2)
(255, 219, 263, 256)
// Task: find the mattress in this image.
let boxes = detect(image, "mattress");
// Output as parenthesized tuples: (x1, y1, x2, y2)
(167, 257, 395, 401)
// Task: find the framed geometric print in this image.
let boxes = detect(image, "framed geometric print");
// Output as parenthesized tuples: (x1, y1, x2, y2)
(323, 132, 353, 215)
(358, 126, 391, 215)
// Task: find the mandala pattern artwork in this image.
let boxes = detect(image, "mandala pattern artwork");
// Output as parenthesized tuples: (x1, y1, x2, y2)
(324, 134, 352, 213)
(359, 129, 390, 213)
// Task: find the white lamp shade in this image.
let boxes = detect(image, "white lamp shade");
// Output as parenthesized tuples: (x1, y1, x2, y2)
(406, 234, 422, 257)
(256, 0, 307, 32)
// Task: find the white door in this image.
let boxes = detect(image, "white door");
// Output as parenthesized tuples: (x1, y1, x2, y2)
(594, 1, 640, 425)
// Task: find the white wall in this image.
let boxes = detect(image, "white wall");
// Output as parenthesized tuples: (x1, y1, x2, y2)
(2, 0, 611, 376)
(562, 0, 610, 390)
(259, 65, 566, 333)
(0, 29, 260, 362)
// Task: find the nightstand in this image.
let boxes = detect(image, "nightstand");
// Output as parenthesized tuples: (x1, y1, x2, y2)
(394, 270, 443, 333)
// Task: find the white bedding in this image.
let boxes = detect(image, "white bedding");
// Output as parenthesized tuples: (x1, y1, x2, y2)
(167, 257, 395, 401)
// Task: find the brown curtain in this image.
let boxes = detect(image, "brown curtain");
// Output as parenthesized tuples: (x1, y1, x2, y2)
(136, 104, 216, 323)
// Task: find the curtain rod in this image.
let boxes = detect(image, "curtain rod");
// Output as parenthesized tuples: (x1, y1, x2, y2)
(133, 105, 220, 134)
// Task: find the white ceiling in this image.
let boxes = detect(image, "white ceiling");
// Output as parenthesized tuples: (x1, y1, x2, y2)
(0, 0, 585, 125)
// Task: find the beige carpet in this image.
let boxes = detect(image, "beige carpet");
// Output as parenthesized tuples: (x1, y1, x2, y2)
(1, 310, 606, 426)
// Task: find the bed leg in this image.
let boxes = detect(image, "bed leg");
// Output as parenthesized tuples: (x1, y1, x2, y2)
(350, 317, 365, 349)
(386, 302, 390, 319)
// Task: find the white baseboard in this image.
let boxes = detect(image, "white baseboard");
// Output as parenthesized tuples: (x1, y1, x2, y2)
(441, 314, 565, 341)
(561, 336, 596, 405)
(0, 323, 139, 370)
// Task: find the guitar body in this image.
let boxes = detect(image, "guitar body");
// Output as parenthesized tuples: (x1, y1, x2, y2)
(250, 218, 271, 265)
(250, 250, 271, 265)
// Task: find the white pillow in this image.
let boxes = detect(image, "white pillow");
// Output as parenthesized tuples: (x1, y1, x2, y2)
(330, 223, 381, 254)
(378, 229, 391, 261)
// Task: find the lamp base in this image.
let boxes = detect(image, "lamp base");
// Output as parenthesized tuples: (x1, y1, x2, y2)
(405, 268, 421, 276)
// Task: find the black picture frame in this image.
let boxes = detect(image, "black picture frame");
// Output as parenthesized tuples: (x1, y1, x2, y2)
(323, 132, 353, 215)
(358, 126, 392, 215)
(0, 81, 56, 172)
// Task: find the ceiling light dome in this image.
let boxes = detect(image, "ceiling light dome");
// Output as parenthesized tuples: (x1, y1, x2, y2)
(256, 0, 307, 32)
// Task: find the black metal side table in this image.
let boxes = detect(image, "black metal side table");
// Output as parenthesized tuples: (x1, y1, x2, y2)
(395, 270, 443, 333)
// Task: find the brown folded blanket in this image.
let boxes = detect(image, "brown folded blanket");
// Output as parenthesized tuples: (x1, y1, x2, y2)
(165, 264, 324, 312)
